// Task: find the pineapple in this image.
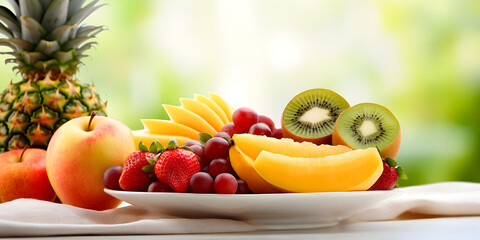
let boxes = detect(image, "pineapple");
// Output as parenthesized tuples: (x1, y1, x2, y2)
(0, 0, 107, 153)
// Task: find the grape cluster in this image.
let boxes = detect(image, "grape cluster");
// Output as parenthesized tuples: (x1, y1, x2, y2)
(222, 107, 283, 139)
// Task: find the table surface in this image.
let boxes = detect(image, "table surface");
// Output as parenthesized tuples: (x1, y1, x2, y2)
(4, 216, 480, 240)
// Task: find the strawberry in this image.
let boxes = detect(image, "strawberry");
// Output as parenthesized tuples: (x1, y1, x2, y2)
(154, 140, 200, 193)
(368, 151, 408, 191)
(119, 142, 158, 191)
(368, 160, 397, 190)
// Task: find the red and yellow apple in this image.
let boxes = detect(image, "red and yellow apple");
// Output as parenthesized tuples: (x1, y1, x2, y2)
(0, 148, 56, 203)
(46, 115, 136, 210)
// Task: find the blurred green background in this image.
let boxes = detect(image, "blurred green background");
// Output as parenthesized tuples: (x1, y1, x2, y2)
(1, 0, 479, 186)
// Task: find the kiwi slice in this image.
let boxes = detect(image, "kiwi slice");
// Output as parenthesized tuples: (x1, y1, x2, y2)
(332, 103, 401, 158)
(282, 89, 350, 144)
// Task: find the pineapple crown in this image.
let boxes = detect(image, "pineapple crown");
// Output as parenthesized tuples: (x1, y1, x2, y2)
(0, 0, 105, 80)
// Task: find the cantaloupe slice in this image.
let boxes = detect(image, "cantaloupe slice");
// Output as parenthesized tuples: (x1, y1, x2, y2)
(233, 134, 351, 160)
(194, 94, 229, 125)
(162, 104, 217, 136)
(229, 145, 282, 193)
(209, 92, 235, 123)
(141, 119, 199, 140)
(253, 148, 383, 192)
(179, 98, 224, 132)
(132, 130, 191, 149)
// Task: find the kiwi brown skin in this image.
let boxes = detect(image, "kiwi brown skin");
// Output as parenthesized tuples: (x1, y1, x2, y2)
(331, 105, 401, 159)
(281, 125, 332, 145)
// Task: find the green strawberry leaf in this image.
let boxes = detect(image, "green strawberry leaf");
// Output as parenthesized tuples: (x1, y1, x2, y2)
(199, 133, 213, 146)
(149, 173, 156, 178)
(154, 140, 165, 152)
(149, 142, 158, 154)
(385, 157, 398, 167)
(181, 146, 193, 152)
(142, 165, 155, 173)
(195, 155, 201, 162)
(147, 157, 156, 166)
(221, 137, 231, 144)
(396, 166, 408, 180)
(138, 141, 149, 152)
(167, 139, 179, 150)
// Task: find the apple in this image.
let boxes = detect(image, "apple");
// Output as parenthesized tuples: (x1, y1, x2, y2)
(46, 113, 136, 210)
(0, 147, 56, 203)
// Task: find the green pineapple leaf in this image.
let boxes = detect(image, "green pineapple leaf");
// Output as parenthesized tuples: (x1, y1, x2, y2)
(199, 133, 212, 146)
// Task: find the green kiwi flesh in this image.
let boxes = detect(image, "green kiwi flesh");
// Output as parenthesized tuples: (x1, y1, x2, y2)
(282, 89, 350, 140)
(335, 103, 400, 150)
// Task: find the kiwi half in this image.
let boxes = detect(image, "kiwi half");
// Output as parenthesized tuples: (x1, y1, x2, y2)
(332, 103, 401, 159)
(282, 89, 350, 144)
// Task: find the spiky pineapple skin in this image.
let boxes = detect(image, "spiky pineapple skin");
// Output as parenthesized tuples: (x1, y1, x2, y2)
(0, 73, 106, 153)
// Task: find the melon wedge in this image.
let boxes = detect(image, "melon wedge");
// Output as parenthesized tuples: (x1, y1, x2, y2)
(233, 134, 352, 159)
(253, 148, 383, 192)
(209, 93, 235, 123)
(132, 130, 191, 149)
(229, 145, 282, 193)
(163, 104, 217, 136)
(179, 98, 224, 132)
(141, 119, 199, 140)
(194, 94, 230, 125)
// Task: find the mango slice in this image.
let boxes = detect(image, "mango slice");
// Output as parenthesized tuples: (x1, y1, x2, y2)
(209, 93, 235, 123)
(141, 119, 199, 139)
(179, 98, 224, 132)
(194, 94, 230, 125)
(162, 104, 217, 136)
(253, 148, 383, 192)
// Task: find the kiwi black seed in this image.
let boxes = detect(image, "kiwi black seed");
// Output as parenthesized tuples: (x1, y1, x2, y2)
(333, 103, 400, 153)
(281, 89, 350, 144)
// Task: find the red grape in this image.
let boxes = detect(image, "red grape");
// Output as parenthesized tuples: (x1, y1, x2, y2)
(148, 181, 173, 192)
(214, 173, 238, 194)
(272, 128, 283, 139)
(221, 123, 243, 137)
(182, 140, 202, 147)
(209, 158, 231, 177)
(258, 115, 275, 131)
(189, 144, 210, 169)
(232, 107, 258, 132)
(214, 132, 232, 144)
(103, 165, 123, 190)
(248, 123, 272, 137)
(189, 172, 214, 193)
(236, 179, 250, 194)
(204, 137, 230, 160)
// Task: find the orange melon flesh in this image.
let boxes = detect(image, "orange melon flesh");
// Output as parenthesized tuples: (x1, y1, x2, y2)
(253, 148, 383, 193)
(229, 145, 282, 193)
(132, 130, 191, 149)
(141, 119, 199, 140)
(232, 134, 352, 159)
(162, 104, 217, 136)
(179, 98, 225, 132)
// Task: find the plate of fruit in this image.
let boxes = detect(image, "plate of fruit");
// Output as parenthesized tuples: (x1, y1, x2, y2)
(103, 89, 405, 229)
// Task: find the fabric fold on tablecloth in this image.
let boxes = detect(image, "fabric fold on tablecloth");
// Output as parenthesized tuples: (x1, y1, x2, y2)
(348, 181, 480, 222)
(1, 181, 480, 237)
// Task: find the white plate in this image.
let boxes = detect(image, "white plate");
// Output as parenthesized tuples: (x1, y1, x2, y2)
(105, 189, 401, 230)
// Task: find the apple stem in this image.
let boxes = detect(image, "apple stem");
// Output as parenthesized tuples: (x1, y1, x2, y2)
(87, 112, 96, 132)
(19, 145, 29, 163)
